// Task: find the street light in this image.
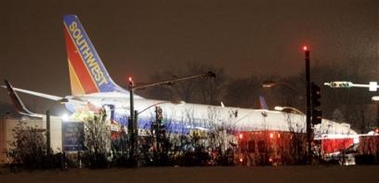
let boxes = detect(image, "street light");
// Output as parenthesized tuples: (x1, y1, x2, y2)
(137, 100, 185, 116)
(262, 80, 299, 93)
(262, 80, 303, 108)
(46, 98, 68, 155)
(274, 106, 305, 115)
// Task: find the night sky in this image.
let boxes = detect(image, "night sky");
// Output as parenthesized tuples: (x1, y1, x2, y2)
(1, 0, 379, 111)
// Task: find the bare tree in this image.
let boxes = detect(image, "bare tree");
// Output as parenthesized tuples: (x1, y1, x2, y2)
(7, 120, 61, 170)
(278, 112, 308, 165)
(82, 110, 110, 168)
(223, 76, 268, 109)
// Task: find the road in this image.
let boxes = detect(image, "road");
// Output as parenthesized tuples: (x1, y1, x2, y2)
(1, 165, 377, 183)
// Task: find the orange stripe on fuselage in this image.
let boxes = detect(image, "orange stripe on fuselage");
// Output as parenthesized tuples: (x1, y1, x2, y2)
(64, 24, 99, 94)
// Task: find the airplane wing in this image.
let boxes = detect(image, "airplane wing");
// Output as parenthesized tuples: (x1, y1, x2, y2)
(10, 86, 64, 101)
(3, 80, 88, 113)
(3, 80, 43, 118)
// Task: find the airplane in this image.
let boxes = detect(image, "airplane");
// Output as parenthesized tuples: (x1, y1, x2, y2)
(4, 15, 359, 162)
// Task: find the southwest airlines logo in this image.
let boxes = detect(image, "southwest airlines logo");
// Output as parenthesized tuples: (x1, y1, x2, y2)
(66, 18, 108, 87)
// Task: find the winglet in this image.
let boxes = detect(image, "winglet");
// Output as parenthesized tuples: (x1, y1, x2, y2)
(4, 80, 43, 118)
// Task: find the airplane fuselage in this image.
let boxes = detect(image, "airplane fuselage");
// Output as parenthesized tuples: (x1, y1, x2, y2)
(69, 92, 354, 138)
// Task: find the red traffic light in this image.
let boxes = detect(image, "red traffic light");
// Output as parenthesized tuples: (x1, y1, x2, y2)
(302, 46, 308, 51)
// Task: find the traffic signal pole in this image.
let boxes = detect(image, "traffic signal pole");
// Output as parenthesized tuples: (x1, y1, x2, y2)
(304, 46, 312, 164)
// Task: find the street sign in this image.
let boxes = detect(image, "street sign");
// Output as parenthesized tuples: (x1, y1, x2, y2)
(372, 96, 379, 101)
(62, 122, 84, 152)
(369, 81, 378, 92)
(324, 81, 353, 88)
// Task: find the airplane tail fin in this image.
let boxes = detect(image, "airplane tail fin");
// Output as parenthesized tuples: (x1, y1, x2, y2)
(63, 15, 126, 95)
(4, 80, 43, 118)
(259, 96, 269, 110)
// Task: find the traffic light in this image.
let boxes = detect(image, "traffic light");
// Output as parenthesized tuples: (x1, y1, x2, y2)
(303, 45, 310, 58)
(155, 106, 165, 140)
(311, 82, 322, 125)
(155, 106, 163, 124)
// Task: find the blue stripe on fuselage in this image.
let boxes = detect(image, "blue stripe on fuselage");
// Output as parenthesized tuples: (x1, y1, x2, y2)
(112, 113, 196, 135)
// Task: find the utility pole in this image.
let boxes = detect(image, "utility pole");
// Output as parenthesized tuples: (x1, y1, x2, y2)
(304, 46, 312, 164)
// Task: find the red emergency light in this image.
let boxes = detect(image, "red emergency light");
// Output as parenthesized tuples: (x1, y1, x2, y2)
(127, 76, 134, 86)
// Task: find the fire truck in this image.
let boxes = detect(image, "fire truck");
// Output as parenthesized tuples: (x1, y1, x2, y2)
(314, 128, 379, 165)
(355, 129, 379, 164)
(314, 134, 359, 165)
(235, 130, 377, 166)
(236, 130, 307, 166)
